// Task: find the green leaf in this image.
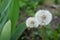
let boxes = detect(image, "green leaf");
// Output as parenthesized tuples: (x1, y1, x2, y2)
(0, 0, 12, 33)
(0, 7, 11, 33)
(11, 22, 26, 40)
(9, 0, 19, 35)
(0, 20, 11, 40)
(0, 0, 11, 13)
(1, 0, 12, 19)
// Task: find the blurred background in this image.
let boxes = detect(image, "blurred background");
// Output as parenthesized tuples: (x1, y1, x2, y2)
(0, 0, 60, 40)
(17, 0, 60, 40)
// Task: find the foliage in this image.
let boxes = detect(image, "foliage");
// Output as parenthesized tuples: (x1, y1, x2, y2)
(0, 0, 60, 40)
(0, 0, 26, 40)
(54, 0, 59, 4)
(0, 0, 12, 33)
(0, 20, 11, 40)
(19, 0, 45, 16)
(11, 22, 26, 40)
(9, 0, 19, 35)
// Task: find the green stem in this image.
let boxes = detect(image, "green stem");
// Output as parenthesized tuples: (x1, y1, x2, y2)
(31, 29, 34, 40)
(41, 26, 45, 40)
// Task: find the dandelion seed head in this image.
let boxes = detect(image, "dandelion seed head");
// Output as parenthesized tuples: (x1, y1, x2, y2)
(26, 17, 39, 28)
(35, 10, 52, 25)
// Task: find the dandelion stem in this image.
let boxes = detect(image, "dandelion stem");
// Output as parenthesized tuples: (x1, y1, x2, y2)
(31, 28, 34, 40)
(41, 26, 45, 40)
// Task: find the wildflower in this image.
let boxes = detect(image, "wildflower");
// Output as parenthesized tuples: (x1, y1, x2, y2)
(26, 17, 39, 28)
(35, 10, 52, 25)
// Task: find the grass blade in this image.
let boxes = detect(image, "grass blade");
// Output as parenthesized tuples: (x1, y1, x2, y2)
(11, 22, 26, 40)
(9, 0, 19, 35)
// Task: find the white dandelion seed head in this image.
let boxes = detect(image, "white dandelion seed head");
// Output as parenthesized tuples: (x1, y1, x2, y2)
(26, 17, 39, 28)
(35, 10, 52, 25)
